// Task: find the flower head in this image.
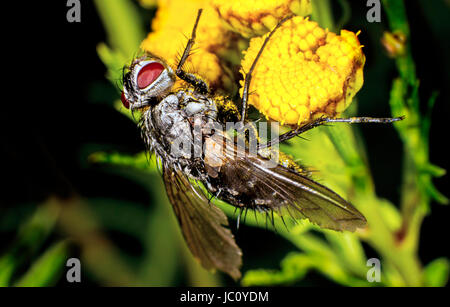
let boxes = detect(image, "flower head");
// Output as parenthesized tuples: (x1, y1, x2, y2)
(240, 17, 365, 126)
(140, 0, 241, 93)
(212, 0, 311, 38)
(140, 2, 365, 126)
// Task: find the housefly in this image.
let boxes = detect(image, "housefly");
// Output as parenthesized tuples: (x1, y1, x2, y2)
(120, 10, 403, 280)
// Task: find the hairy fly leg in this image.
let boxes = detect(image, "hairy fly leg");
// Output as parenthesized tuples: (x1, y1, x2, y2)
(175, 9, 209, 95)
(259, 116, 405, 149)
(239, 15, 294, 126)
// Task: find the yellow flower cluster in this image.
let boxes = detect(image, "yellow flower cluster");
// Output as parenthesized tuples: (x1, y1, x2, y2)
(211, 0, 311, 38)
(140, 0, 241, 93)
(240, 17, 365, 126)
(139, 1, 365, 126)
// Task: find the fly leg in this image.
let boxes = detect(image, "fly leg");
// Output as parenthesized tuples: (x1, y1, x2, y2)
(239, 15, 294, 126)
(175, 9, 209, 95)
(258, 116, 405, 149)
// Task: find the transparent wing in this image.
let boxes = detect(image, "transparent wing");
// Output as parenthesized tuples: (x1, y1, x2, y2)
(163, 165, 242, 280)
(213, 137, 367, 232)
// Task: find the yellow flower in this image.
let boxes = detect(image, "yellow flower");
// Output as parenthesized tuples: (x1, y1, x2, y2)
(211, 0, 311, 38)
(140, 0, 240, 93)
(240, 16, 365, 126)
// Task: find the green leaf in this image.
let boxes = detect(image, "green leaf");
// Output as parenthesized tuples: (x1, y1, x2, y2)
(89, 151, 157, 172)
(325, 232, 367, 276)
(421, 91, 439, 145)
(94, 0, 145, 59)
(311, 0, 335, 32)
(376, 198, 402, 231)
(242, 251, 370, 287)
(0, 256, 16, 287)
(0, 202, 60, 286)
(336, 0, 351, 30)
(422, 178, 449, 205)
(424, 258, 449, 287)
(242, 253, 314, 286)
(97, 43, 129, 86)
(382, 0, 410, 36)
(14, 241, 69, 287)
(420, 163, 446, 178)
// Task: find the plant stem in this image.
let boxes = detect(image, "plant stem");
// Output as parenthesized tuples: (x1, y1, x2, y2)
(314, 0, 427, 286)
(94, 0, 145, 58)
(311, 0, 335, 31)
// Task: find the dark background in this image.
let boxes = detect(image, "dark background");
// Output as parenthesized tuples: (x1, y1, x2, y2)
(2, 0, 449, 286)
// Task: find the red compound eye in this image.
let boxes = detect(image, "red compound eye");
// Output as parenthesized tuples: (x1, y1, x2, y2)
(137, 62, 165, 89)
(121, 91, 130, 109)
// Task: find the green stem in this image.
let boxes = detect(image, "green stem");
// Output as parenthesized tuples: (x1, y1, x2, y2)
(360, 195, 423, 286)
(94, 0, 145, 58)
(381, 0, 415, 85)
(314, 0, 426, 286)
(311, 0, 335, 31)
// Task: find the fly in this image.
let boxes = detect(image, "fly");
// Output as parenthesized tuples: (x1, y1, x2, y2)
(120, 9, 403, 280)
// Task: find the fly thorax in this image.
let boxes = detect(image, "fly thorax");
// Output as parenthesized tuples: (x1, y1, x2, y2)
(145, 91, 219, 168)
